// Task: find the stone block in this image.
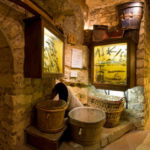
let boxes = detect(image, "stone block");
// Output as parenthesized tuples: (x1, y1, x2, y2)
(64, 69, 88, 86)
(12, 105, 32, 122)
(136, 68, 144, 78)
(0, 61, 12, 73)
(100, 121, 134, 148)
(137, 77, 144, 86)
(11, 95, 32, 107)
(32, 92, 43, 102)
(13, 57, 24, 74)
(13, 74, 24, 88)
(43, 87, 53, 96)
(0, 49, 12, 62)
(136, 59, 144, 68)
(100, 136, 108, 147)
(0, 74, 13, 88)
(10, 33, 24, 49)
(0, 2, 10, 23)
(24, 78, 32, 86)
(136, 49, 144, 59)
(0, 34, 9, 48)
(68, 86, 88, 104)
(4, 22, 23, 40)
(137, 41, 144, 50)
(65, 45, 72, 67)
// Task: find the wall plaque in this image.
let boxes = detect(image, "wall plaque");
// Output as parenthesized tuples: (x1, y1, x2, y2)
(71, 48, 82, 69)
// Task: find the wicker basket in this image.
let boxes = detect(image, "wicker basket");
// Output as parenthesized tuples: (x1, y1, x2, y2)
(88, 95, 125, 128)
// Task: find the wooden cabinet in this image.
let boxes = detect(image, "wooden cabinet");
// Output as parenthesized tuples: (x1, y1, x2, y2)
(24, 16, 64, 78)
(91, 38, 136, 91)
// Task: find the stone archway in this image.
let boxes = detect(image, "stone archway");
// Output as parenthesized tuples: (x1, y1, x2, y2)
(0, 30, 14, 150)
(0, 1, 25, 150)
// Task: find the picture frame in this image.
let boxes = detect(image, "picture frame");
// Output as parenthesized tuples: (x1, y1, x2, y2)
(91, 38, 136, 91)
(24, 16, 64, 78)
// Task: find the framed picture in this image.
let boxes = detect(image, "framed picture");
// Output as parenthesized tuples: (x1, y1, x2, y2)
(43, 27, 63, 74)
(91, 38, 136, 91)
(24, 16, 64, 78)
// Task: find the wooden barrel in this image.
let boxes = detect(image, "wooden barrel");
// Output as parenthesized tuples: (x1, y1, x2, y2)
(36, 100, 68, 133)
(84, 29, 93, 45)
(68, 107, 106, 145)
(92, 25, 109, 41)
(117, 2, 144, 30)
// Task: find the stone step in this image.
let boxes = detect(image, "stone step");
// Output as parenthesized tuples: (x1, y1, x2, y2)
(59, 120, 134, 150)
(101, 120, 135, 148)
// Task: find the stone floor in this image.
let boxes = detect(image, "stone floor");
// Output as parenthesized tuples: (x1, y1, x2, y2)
(59, 130, 150, 150)
(59, 121, 134, 150)
(24, 121, 150, 150)
(103, 130, 150, 150)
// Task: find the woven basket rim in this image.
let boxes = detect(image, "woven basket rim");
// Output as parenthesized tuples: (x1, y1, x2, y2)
(88, 95, 125, 113)
(88, 95, 125, 104)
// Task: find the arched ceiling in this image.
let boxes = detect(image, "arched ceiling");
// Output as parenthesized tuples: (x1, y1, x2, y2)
(31, 0, 88, 20)
(86, 0, 144, 9)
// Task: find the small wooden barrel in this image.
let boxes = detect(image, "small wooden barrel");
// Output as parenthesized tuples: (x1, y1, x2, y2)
(68, 107, 106, 145)
(36, 100, 68, 133)
(117, 2, 144, 30)
(92, 25, 109, 42)
(84, 29, 92, 43)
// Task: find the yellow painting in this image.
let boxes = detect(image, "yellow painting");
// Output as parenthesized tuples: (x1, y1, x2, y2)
(44, 28, 63, 73)
(94, 43, 127, 85)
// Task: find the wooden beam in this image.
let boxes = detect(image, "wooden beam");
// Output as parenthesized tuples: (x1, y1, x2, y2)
(9, 0, 54, 25)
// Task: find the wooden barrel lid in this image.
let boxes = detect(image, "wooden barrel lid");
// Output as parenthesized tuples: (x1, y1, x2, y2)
(117, 2, 144, 10)
(36, 100, 67, 110)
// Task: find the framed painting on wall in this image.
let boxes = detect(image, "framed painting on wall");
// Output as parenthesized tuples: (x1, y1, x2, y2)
(91, 38, 136, 91)
(24, 16, 64, 78)
(43, 28, 63, 74)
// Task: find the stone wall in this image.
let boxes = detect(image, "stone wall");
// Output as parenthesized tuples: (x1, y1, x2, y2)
(61, 44, 89, 104)
(0, 0, 148, 149)
(86, 0, 144, 29)
(0, 1, 56, 150)
(144, 1, 150, 129)
(0, 0, 88, 149)
(86, 0, 145, 128)
(32, 0, 89, 104)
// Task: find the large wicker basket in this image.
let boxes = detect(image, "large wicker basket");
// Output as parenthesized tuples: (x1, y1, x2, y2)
(88, 95, 125, 128)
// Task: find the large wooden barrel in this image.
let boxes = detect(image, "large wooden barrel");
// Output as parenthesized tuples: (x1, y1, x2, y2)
(68, 107, 106, 145)
(36, 100, 68, 133)
(117, 2, 144, 30)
